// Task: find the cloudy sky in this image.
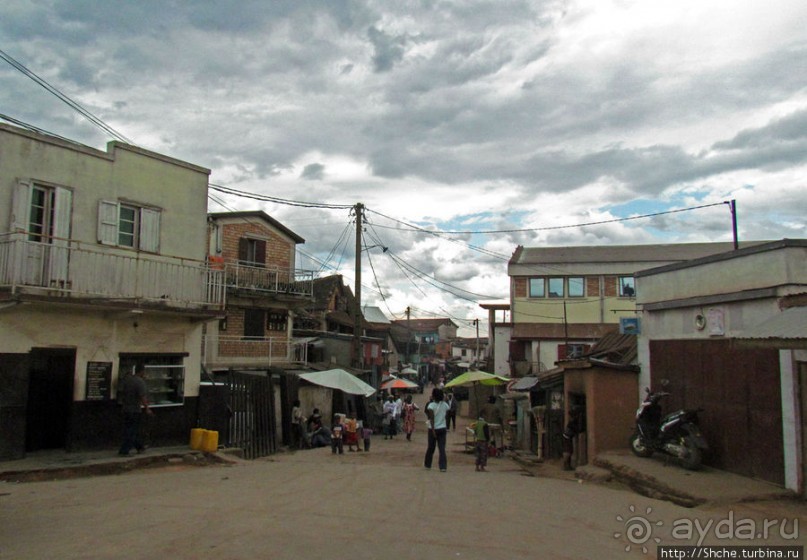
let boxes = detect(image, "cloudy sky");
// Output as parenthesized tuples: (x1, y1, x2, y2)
(2, 0, 806, 336)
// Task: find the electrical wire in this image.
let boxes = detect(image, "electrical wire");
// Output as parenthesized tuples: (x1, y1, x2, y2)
(0, 48, 134, 144)
(363, 222, 505, 300)
(317, 222, 353, 274)
(209, 183, 353, 210)
(0, 113, 85, 146)
(361, 231, 397, 318)
(367, 202, 730, 235)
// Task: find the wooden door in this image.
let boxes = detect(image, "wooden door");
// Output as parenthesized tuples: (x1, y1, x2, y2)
(0, 353, 30, 460)
(800, 362, 807, 496)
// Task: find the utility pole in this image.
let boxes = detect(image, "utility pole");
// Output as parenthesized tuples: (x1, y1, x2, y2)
(563, 300, 569, 357)
(474, 318, 480, 367)
(727, 199, 739, 250)
(406, 306, 411, 366)
(353, 202, 364, 369)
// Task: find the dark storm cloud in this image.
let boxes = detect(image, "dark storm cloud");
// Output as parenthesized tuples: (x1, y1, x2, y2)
(301, 163, 326, 180)
(713, 109, 807, 153)
(367, 26, 407, 72)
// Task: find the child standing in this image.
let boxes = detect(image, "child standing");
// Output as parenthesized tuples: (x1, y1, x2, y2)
(472, 416, 490, 472)
(344, 413, 359, 452)
(331, 414, 344, 455)
(361, 425, 373, 452)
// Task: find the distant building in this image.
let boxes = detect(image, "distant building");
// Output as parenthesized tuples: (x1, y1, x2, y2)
(479, 301, 510, 376)
(293, 274, 385, 372)
(507, 242, 746, 376)
(362, 305, 398, 372)
(450, 337, 488, 367)
(390, 317, 458, 382)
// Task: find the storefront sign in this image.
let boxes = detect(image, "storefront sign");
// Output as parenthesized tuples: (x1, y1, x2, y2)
(85, 361, 112, 401)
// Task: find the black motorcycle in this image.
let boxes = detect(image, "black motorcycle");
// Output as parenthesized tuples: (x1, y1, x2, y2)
(629, 388, 708, 470)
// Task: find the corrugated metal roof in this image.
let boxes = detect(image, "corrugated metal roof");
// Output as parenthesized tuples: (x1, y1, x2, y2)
(737, 306, 807, 340)
(583, 330, 638, 366)
(390, 317, 459, 330)
(362, 306, 390, 324)
(511, 376, 540, 391)
(511, 243, 738, 266)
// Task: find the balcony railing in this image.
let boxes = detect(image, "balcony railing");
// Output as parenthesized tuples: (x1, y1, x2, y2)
(0, 234, 224, 309)
(203, 335, 309, 366)
(223, 262, 314, 298)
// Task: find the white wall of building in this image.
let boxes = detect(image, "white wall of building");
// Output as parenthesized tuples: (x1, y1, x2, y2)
(0, 305, 204, 399)
(493, 325, 511, 376)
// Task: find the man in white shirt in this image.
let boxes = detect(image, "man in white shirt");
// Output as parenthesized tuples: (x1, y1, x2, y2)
(393, 393, 403, 432)
(424, 388, 451, 472)
(383, 396, 397, 439)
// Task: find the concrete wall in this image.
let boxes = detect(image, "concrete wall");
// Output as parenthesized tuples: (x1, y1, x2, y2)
(493, 325, 511, 376)
(0, 305, 204, 399)
(565, 368, 638, 459)
(637, 245, 807, 304)
(1, 125, 210, 261)
(635, 242, 807, 394)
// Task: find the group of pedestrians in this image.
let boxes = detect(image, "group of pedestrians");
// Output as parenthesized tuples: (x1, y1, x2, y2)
(291, 383, 492, 474)
(380, 393, 422, 440)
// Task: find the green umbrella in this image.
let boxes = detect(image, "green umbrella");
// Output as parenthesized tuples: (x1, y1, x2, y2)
(445, 370, 509, 388)
(445, 370, 509, 418)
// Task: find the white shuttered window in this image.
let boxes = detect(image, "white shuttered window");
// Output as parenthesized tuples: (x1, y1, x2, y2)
(97, 200, 161, 253)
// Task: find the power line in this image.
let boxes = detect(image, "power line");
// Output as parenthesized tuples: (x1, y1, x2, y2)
(209, 183, 353, 210)
(0, 113, 85, 145)
(363, 222, 504, 300)
(0, 48, 134, 144)
(367, 201, 729, 235)
(361, 231, 397, 318)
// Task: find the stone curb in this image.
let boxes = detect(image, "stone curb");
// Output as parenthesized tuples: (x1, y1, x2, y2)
(0, 451, 234, 484)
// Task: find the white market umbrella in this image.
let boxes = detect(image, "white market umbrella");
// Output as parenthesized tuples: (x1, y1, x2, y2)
(298, 369, 376, 398)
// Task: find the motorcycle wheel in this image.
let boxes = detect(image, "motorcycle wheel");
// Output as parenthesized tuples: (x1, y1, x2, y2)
(629, 432, 654, 458)
(680, 436, 702, 470)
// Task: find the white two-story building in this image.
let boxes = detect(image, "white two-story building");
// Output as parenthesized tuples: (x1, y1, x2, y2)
(0, 123, 223, 459)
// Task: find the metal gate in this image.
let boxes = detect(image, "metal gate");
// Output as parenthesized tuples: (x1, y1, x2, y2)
(649, 339, 783, 485)
(226, 372, 276, 459)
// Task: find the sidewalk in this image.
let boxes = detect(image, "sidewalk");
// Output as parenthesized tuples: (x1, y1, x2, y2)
(0, 446, 231, 483)
(584, 450, 796, 508)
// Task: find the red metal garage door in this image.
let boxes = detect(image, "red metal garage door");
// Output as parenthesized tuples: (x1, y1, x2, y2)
(649, 339, 783, 485)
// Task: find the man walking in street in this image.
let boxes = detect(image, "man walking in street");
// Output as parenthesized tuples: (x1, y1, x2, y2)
(118, 364, 153, 456)
(424, 387, 450, 472)
(446, 392, 458, 431)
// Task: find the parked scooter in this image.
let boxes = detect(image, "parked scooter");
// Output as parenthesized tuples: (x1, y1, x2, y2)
(629, 387, 708, 470)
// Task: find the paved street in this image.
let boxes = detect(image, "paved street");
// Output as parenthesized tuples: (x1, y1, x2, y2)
(2, 415, 805, 560)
